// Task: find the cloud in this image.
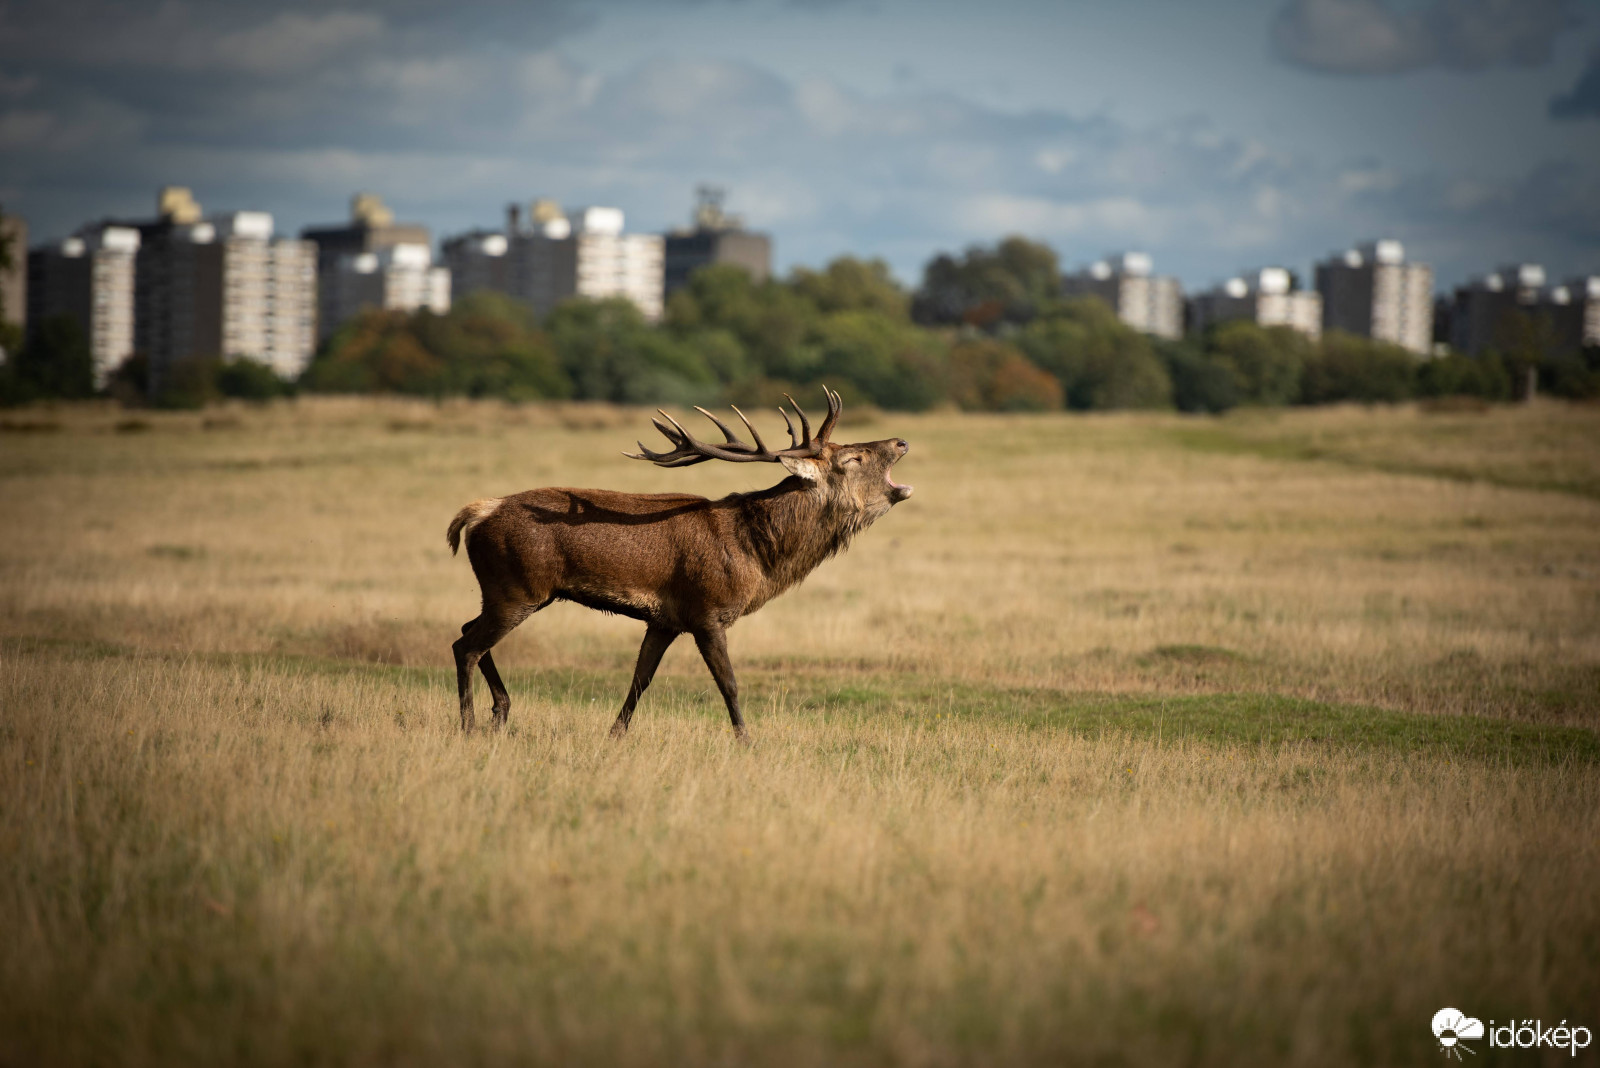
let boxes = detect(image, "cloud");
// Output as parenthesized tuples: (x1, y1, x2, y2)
(1271, 0, 1579, 75)
(1550, 46, 1600, 119)
(0, 0, 1594, 288)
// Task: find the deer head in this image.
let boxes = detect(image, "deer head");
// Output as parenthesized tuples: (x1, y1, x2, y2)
(627, 386, 913, 516)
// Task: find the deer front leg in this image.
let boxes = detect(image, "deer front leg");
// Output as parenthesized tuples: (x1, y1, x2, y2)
(611, 625, 677, 739)
(692, 627, 748, 741)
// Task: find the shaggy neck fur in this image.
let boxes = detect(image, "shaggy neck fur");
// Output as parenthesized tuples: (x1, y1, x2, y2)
(733, 476, 880, 603)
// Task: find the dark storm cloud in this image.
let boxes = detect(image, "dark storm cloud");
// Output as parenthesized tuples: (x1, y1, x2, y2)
(0, 0, 1593, 286)
(1271, 0, 1580, 75)
(1550, 45, 1600, 117)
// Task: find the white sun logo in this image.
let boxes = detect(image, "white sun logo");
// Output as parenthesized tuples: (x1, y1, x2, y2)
(1432, 1008, 1484, 1060)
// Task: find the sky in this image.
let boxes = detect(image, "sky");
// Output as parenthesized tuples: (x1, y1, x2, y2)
(0, 0, 1596, 290)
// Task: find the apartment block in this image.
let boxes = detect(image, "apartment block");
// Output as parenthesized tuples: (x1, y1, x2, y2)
(1315, 239, 1433, 355)
(1061, 252, 1183, 340)
(1447, 264, 1546, 356)
(302, 193, 434, 341)
(132, 188, 316, 385)
(1190, 268, 1322, 339)
(1547, 276, 1600, 353)
(445, 201, 664, 320)
(663, 186, 771, 294)
(26, 224, 140, 386)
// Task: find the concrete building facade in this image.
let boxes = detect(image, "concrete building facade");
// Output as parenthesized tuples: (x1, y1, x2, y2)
(132, 189, 316, 384)
(1190, 267, 1322, 339)
(302, 194, 434, 341)
(663, 187, 771, 294)
(1548, 276, 1600, 354)
(26, 224, 140, 386)
(1447, 264, 1547, 356)
(1314, 239, 1433, 355)
(446, 201, 664, 320)
(1061, 253, 1183, 340)
(324, 243, 450, 337)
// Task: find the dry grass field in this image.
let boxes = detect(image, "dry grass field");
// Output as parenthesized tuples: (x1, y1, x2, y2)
(2, 398, 1598, 1066)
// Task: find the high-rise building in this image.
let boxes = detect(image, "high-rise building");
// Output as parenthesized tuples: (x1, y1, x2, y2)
(663, 186, 772, 295)
(26, 224, 140, 386)
(1447, 264, 1546, 356)
(1060, 252, 1183, 339)
(302, 194, 434, 341)
(1190, 267, 1322, 339)
(131, 188, 317, 386)
(0, 212, 25, 345)
(1547, 276, 1600, 354)
(1314, 239, 1433, 355)
(445, 200, 664, 320)
(323, 243, 450, 339)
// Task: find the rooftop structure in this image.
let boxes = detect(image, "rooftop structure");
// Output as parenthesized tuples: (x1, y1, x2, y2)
(1314, 239, 1432, 355)
(1061, 252, 1183, 339)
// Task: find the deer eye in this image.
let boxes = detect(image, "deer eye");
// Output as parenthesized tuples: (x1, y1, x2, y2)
(842, 454, 862, 465)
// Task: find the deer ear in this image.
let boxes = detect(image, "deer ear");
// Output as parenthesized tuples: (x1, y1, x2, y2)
(779, 455, 826, 481)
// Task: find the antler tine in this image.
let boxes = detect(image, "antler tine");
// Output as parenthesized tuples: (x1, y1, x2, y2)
(815, 384, 842, 444)
(778, 406, 799, 449)
(694, 406, 744, 446)
(782, 393, 812, 446)
(728, 405, 768, 454)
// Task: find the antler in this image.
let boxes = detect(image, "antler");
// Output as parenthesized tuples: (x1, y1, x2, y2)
(626, 386, 843, 467)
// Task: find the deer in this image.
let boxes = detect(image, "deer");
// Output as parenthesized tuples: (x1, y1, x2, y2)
(446, 387, 912, 739)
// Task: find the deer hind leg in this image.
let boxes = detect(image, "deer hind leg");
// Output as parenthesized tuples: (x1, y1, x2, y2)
(453, 601, 535, 733)
(610, 625, 678, 739)
(692, 627, 749, 742)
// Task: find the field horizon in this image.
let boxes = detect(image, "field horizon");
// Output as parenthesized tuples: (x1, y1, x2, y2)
(3, 397, 1598, 1065)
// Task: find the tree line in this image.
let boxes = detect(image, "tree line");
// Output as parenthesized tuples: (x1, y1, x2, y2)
(5, 235, 1597, 409)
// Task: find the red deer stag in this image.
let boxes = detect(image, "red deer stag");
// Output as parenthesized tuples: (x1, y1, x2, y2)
(447, 388, 912, 738)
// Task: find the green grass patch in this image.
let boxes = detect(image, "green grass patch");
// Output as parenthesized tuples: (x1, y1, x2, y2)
(9, 635, 1595, 767)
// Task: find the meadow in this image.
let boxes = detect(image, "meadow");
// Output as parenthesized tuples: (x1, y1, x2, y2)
(2, 398, 1598, 1066)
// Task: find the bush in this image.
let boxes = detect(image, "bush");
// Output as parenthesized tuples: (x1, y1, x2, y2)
(1416, 351, 1512, 402)
(1016, 299, 1172, 410)
(1205, 321, 1310, 406)
(218, 357, 292, 401)
(1153, 339, 1239, 414)
(155, 355, 222, 410)
(1299, 332, 1417, 404)
(8, 314, 95, 402)
(948, 339, 1063, 411)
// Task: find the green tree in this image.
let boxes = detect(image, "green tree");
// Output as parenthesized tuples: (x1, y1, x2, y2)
(303, 310, 445, 394)
(1299, 332, 1417, 404)
(548, 297, 713, 404)
(1015, 298, 1172, 410)
(812, 310, 946, 410)
(948, 338, 1063, 411)
(666, 264, 820, 382)
(414, 292, 568, 400)
(790, 257, 909, 319)
(1153, 338, 1239, 414)
(1416, 350, 1511, 401)
(1204, 321, 1310, 406)
(912, 236, 1060, 326)
(12, 314, 95, 400)
(218, 357, 293, 401)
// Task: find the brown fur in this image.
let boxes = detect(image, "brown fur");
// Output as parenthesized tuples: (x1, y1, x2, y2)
(448, 427, 912, 737)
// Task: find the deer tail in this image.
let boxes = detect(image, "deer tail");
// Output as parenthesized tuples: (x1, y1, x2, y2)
(447, 498, 504, 556)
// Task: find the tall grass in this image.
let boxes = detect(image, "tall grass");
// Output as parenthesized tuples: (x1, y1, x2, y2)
(1, 399, 1597, 1065)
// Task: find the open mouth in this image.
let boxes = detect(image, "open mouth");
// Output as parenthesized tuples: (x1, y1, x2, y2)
(885, 462, 913, 503)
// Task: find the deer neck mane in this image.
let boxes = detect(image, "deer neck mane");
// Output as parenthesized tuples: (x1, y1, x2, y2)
(734, 476, 874, 597)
